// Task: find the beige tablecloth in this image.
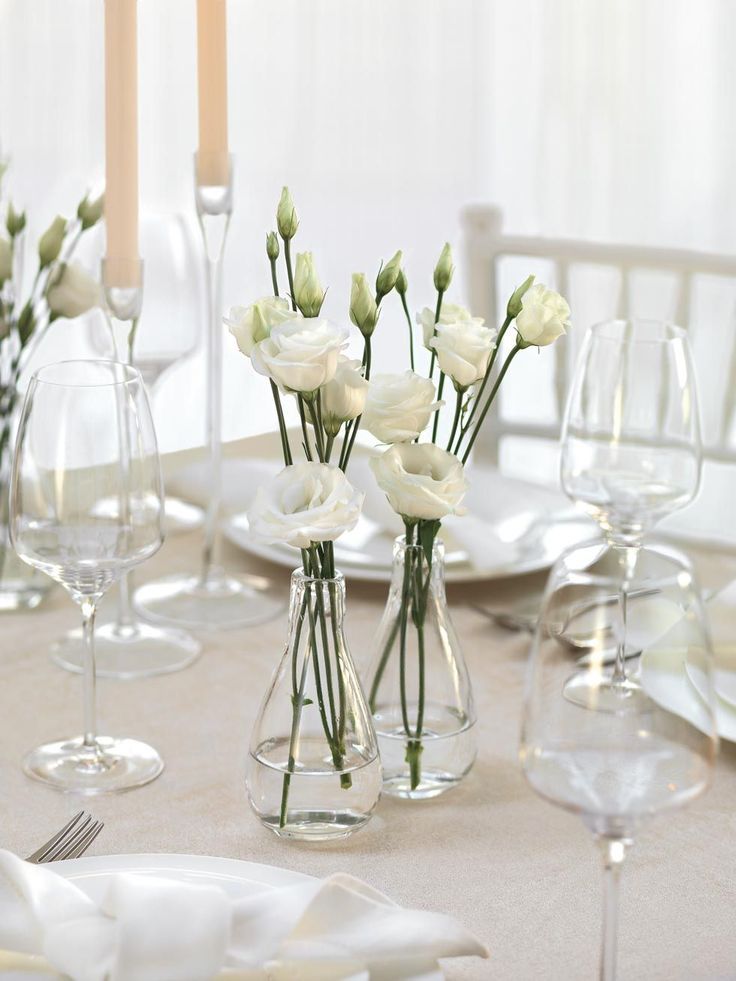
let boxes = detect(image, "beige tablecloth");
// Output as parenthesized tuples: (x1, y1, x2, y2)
(2, 530, 736, 980)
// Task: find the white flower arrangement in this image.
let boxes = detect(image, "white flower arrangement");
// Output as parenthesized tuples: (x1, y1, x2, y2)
(230, 186, 571, 797)
(0, 166, 103, 466)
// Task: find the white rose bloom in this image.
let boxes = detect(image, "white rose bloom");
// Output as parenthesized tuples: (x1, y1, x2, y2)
(0, 237, 11, 284)
(247, 461, 364, 549)
(225, 296, 295, 357)
(363, 371, 442, 444)
(251, 317, 349, 395)
(370, 443, 468, 521)
(321, 356, 368, 436)
(515, 284, 570, 347)
(416, 303, 483, 350)
(430, 320, 497, 389)
(46, 262, 102, 319)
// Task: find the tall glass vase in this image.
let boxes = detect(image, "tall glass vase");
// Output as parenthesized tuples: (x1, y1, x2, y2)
(247, 569, 382, 841)
(364, 536, 476, 799)
(135, 155, 282, 631)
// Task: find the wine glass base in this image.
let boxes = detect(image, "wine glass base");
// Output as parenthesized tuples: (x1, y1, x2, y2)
(23, 736, 164, 794)
(134, 571, 285, 631)
(51, 619, 202, 680)
(164, 496, 204, 534)
(563, 672, 650, 712)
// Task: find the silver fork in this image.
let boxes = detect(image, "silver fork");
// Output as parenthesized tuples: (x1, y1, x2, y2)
(25, 810, 104, 864)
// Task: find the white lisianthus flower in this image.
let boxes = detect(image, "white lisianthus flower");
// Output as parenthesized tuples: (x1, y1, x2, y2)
(46, 262, 102, 319)
(251, 317, 348, 395)
(0, 236, 11, 284)
(515, 284, 570, 347)
(430, 320, 497, 390)
(225, 296, 295, 357)
(248, 461, 364, 549)
(321, 357, 369, 436)
(363, 371, 442, 444)
(416, 303, 483, 350)
(370, 443, 468, 521)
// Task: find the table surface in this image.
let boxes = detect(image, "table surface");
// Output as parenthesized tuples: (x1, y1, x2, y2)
(2, 528, 736, 981)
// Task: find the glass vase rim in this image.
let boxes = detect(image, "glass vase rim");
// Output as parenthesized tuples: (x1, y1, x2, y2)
(29, 359, 143, 390)
(587, 318, 688, 346)
(290, 566, 345, 587)
(395, 533, 444, 552)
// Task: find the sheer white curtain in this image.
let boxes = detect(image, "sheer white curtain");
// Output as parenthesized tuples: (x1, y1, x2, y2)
(1, 0, 734, 449)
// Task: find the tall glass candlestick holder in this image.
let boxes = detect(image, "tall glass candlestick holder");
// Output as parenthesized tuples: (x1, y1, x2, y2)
(51, 259, 202, 678)
(134, 156, 282, 630)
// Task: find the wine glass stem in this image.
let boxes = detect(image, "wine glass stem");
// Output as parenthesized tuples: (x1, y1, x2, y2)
(80, 597, 98, 749)
(198, 214, 230, 587)
(116, 574, 135, 630)
(613, 545, 639, 686)
(598, 837, 627, 981)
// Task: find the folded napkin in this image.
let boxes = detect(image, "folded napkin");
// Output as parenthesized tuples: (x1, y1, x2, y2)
(0, 851, 488, 981)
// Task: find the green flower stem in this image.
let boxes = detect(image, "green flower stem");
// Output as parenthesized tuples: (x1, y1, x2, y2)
(279, 592, 311, 828)
(306, 396, 326, 462)
(431, 371, 447, 444)
(427, 289, 444, 380)
(270, 257, 280, 297)
(460, 343, 522, 464)
(400, 291, 415, 371)
(446, 387, 464, 452)
(283, 237, 296, 312)
(456, 314, 513, 451)
(270, 381, 293, 466)
(398, 524, 415, 738)
(325, 434, 335, 463)
(297, 395, 314, 461)
(338, 336, 371, 472)
(368, 614, 400, 712)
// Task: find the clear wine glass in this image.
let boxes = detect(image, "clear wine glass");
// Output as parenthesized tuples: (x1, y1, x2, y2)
(560, 319, 702, 710)
(52, 215, 203, 679)
(521, 541, 717, 980)
(10, 359, 166, 792)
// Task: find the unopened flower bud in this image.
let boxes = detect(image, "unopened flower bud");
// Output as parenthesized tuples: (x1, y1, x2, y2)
(17, 300, 36, 345)
(0, 236, 11, 284)
(507, 274, 535, 319)
(38, 215, 67, 268)
(6, 202, 26, 238)
(77, 193, 104, 231)
(396, 268, 408, 296)
(350, 272, 379, 337)
(433, 242, 454, 293)
(276, 186, 298, 240)
(293, 251, 324, 318)
(375, 250, 402, 301)
(266, 231, 280, 261)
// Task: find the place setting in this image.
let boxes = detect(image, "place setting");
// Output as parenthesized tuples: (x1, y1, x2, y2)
(2, 1, 736, 979)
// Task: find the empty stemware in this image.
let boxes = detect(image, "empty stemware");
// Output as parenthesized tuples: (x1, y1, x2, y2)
(560, 319, 702, 710)
(10, 359, 166, 792)
(520, 541, 717, 980)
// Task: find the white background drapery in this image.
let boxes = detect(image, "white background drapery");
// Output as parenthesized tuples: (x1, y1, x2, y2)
(1, 0, 734, 449)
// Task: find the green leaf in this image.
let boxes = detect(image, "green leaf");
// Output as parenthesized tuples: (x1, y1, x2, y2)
(418, 519, 441, 567)
(291, 694, 313, 708)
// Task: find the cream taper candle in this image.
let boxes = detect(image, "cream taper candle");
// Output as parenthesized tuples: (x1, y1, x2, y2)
(196, 0, 229, 186)
(104, 0, 140, 288)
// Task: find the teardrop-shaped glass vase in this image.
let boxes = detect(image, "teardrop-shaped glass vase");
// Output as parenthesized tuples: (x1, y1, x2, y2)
(246, 569, 382, 840)
(364, 535, 477, 799)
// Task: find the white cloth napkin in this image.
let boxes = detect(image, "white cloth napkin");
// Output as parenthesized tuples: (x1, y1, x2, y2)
(0, 850, 488, 981)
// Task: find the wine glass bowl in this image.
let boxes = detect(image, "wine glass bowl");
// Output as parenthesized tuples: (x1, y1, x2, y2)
(561, 320, 701, 546)
(521, 540, 717, 978)
(10, 360, 166, 793)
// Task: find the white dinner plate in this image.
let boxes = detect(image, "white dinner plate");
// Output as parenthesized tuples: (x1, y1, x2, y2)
(50, 852, 314, 902)
(210, 442, 594, 584)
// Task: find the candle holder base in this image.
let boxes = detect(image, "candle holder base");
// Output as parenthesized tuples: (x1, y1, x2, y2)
(51, 617, 202, 680)
(133, 569, 284, 632)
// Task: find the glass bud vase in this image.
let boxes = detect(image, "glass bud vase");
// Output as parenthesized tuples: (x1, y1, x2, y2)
(364, 535, 477, 799)
(246, 569, 382, 841)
